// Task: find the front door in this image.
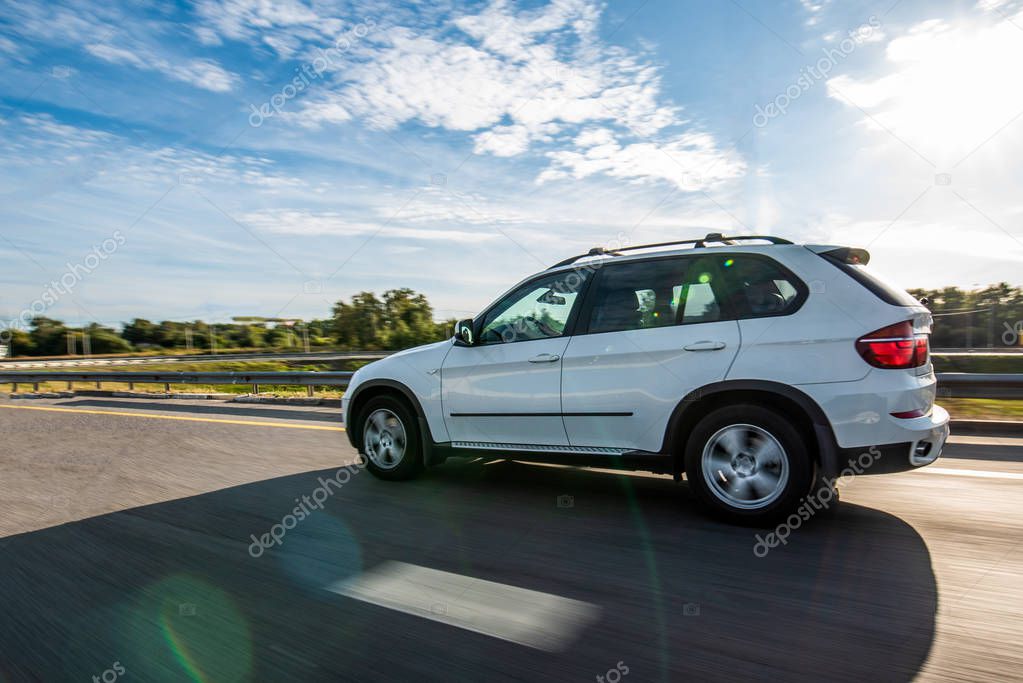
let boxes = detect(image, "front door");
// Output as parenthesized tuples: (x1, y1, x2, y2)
(442, 270, 590, 447)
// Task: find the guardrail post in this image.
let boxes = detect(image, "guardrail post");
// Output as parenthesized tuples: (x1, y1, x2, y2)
(164, 383, 170, 393)
(253, 383, 259, 394)
(307, 385, 314, 397)
(66, 381, 72, 391)
(11, 383, 16, 393)
(33, 382, 39, 392)
(96, 380, 101, 389)
(128, 382, 134, 391)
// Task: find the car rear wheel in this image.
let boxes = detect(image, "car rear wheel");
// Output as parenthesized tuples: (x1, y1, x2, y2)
(358, 395, 423, 481)
(684, 404, 813, 525)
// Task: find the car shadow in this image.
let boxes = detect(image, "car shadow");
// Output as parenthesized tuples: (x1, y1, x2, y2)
(0, 459, 936, 682)
(48, 398, 343, 423)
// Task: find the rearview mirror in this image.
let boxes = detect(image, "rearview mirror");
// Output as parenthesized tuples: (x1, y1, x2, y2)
(537, 289, 567, 305)
(454, 319, 475, 346)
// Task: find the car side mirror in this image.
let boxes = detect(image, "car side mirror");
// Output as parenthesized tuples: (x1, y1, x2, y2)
(454, 319, 475, 346)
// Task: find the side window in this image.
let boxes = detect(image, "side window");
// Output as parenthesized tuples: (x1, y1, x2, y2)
(720, 256, 804, 318)
(586, 257, 724, 334)
(479, 271, 587, 344)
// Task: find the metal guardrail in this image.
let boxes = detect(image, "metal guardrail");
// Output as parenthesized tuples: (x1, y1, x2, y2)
(0, 371, 354, 397)
(0, 351, 388, 369)
(935, 373, 1023, 399)
(0, 371, 1022, 399)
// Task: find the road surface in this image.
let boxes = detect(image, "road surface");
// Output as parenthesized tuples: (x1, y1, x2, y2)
(0, 396, 1020, 681)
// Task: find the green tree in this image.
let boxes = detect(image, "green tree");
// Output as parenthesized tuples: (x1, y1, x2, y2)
(84, 323, 133, 354)
(330, 289, 452, 350)
(28, 317, 69, 356)
(381, 288, 439, 349)
(122, 318, 158, 346)
(332, 292, 385, 349)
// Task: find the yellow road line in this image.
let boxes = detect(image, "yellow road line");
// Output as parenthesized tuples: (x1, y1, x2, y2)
(0, 403, 346, 431)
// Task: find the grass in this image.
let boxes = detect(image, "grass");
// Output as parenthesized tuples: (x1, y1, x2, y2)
(938, 398, 1023, 421)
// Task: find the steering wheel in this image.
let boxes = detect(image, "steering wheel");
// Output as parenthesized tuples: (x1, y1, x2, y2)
(525, 315, 559, 337)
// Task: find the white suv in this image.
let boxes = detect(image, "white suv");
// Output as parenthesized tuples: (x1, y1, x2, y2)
(342, 234, 949, 524)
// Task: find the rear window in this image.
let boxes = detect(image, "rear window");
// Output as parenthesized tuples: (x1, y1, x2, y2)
(820, 255, 920, 307)
(718, 255, 806, 318)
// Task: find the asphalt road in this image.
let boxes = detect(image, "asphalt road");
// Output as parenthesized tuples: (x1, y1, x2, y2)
(0, 397, 1020, 682)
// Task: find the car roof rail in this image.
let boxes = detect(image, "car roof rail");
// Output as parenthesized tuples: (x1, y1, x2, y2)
(548, 233, 793, 269)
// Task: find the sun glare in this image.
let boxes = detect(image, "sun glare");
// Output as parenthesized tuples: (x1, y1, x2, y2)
(829, 12, 1023, 164)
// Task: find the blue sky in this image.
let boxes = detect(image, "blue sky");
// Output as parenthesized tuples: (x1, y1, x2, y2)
(1, 0, 1022, 328)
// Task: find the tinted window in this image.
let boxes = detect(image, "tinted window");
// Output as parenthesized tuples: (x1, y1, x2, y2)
(479, 271, 587, 344)
(718, 255, 805, 318)
(586, 257, 724, 334)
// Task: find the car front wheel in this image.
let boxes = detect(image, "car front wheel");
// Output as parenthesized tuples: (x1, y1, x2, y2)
(358, 396, 424, 480)
(684, 404, 813, 525)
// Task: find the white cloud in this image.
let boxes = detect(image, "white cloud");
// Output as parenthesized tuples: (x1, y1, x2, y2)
(539, 128, 746, 191)
(976, 0, 1015, 11)
(194, 0, 347, 56)
(799, 0, 832, 27)
(0, 116, 301, 193)
(16, 114, 114, 147)
(240, 208, 499, 243)
(826, 11, 1023, 164)
(0, 35, 19, 55)
(289, 1, 740, 193)
(474, 124, 544, 157)
(0, 2, 237, 93)
(86, 43, 237, 92)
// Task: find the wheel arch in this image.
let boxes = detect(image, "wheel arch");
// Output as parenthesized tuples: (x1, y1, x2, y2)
(663, 380, 840, 477)
(347, 379, 431, 451)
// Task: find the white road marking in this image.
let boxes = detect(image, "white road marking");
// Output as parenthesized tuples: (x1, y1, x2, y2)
(327, 561, 600, 652)
(917, 467, 1023, 480)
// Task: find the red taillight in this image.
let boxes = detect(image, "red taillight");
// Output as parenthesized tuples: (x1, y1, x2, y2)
(856, 321, 929, 369)
(891, 409, 927, 419)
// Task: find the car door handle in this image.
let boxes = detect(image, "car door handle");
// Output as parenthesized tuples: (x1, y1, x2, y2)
(684, 341, 727, 352)
(528, 353, 561, 363)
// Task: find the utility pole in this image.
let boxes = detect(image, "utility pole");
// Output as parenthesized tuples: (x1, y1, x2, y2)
(989, 304, 996, 348)
(185, 327, 194, 352)
(303, 323, 311, 353)
(67, 331, 75, 355)
(82, 330, 91, 356)
(210, 324, 217, 355)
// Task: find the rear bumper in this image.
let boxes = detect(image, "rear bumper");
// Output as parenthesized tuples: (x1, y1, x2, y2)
(836, 405, 949, 474)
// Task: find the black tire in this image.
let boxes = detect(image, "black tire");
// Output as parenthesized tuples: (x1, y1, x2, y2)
(357, 395, 424, 481)
(683, 403, 813, 526)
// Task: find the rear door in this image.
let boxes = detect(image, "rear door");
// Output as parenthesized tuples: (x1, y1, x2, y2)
(560, 254, 740, 453)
